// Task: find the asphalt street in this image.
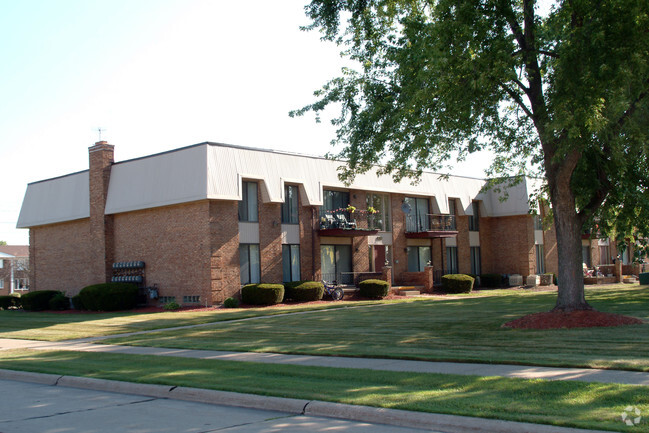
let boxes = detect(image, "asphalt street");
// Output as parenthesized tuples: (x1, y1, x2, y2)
(0, 379, 437, 433)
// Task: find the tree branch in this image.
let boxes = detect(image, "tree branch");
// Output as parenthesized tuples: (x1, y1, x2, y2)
(500, 83, 534, 118)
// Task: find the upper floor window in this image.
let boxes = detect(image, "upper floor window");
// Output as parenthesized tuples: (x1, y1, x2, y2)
(366, 193, 391, 231)
(0, 259, 3, 269)
(533, 215, 543, 231)
(404, 197, 429, 232)
(323, 190, 350, 211)
(468, 201, 480, 231)
(282, 185, 299, 224)
(238, 181, 258, 222)
(448, 199, 457, 230)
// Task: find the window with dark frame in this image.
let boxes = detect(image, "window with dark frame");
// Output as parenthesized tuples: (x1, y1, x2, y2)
(282, 244, 301, 282)
(238, 181, 258, 222)
(282, 185, 299, 224)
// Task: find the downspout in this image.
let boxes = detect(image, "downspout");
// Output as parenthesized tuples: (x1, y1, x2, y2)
(10, 259, 14, 294)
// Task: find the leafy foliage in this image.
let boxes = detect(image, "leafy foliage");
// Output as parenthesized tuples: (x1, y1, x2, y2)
(441, 274, 475, 293)
(241, 284, 285, 305)
(358, 279, 390, 299)
(294, 0, 649, 309)
(78, 283, 138, 311)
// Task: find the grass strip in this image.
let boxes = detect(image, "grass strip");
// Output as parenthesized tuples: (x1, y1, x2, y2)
(0, 349, 647, 432)
(0, 301, 383, 341)
(104, 285, 649, 371)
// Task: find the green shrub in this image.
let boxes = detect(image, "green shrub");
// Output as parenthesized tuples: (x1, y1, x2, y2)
(71, 294, 85, 310)
(283, 280, 307, 300)
(223, 297, 240, 308)
(48, 293, 70, 311)
(163, 301, 180, 311)
(441, 274, 475, 293)
(358, 279, 390, 299)
(285, 281, 324, 302)
(480, 273, 502, 288)
(78, 283, 138, 311)
(241, 283, 285, 305)
(20, 290, 61, 311)
(0, 295, 18, 310)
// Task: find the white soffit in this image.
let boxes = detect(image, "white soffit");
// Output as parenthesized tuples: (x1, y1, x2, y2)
(105, 144, 208, 215)
(17, 171, 90, 228)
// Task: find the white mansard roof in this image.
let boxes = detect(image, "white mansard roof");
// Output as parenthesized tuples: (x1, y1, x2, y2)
(17, 142, 542, 228)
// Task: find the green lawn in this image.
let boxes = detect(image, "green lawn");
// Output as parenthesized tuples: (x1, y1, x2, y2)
(0, 349, 646, 432)
(101, 285, 649, 371)
(0, 301, 379, 341)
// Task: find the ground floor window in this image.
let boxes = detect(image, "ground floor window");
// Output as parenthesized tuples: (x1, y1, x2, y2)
(582, 245, 591, 268)
(282, 244, 301, 282)
(599, 245, 612, 265)
(446, 246, 458, 274)
(321, 245, 352, 284)
(0, 279, 3, 289)
(535, 244, 545, 274)
(240, 244, 260, 285)
(470, 246, 481, 275)
(407, 246, 431, 272)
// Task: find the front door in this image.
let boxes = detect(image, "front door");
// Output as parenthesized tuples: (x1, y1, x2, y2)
(373, 245, 386, 273)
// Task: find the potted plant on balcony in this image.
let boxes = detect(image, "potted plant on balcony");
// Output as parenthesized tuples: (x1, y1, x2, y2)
(346, 204, 356, 213)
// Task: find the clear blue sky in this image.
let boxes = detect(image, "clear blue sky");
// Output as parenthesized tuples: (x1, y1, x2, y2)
(0, 0, 495, 245)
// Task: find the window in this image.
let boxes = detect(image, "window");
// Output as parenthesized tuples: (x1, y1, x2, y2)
(240, 244, 261, 285)
(533, 215, 543, 231)
(323, 190, 350, 211)
(448, 199, 457, 230)
(446, 246, 458, 274)
(535, 244, 545, 274)
(238, 181, 258, 222)
(470, 246, 481, 275)
(407, 246, 431, 272)
(366, 193, 391, 231)
(321, 245, 352, 284)
(282, 185, 299, 224)
(0, 279, 3, 289)
(0, 259, 3, 269)
(469, 201, 480, 231)
(404, 197, 429, 232)
(282, 244, 301, 282)
(159, 296, 175, 303)
(183, 295, 200, 303)
(599, 245, 612, 265)
(582, 246, 591, 268)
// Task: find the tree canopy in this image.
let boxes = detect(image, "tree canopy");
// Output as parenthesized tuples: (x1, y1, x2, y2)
(292, 0, 649, 310)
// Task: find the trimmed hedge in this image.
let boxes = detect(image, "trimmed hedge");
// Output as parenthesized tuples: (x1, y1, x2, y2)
(223, 297, 240, 308)
(283, 280, 307, 300)
(0, 295, 18, 310)
(441, 274, 475, 293)
(358, 279, 390, 299)
(20, 290, 61, 311)
(78, 283, 138, 311)
(285, 281, 324, 302)
(241, 283, 285, 305)
(48, 293, 70, 310)
(480, 273, 502, 288)
(71, 294, 85, 310)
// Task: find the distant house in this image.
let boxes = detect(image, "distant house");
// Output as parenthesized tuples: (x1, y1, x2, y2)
(17, 140, 560, 305)
(0, 245, 29, 295)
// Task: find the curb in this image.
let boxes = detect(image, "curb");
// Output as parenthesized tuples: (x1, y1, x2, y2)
(0, 369, 612, 433)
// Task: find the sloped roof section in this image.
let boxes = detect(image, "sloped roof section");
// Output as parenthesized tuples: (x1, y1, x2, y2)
(0, 245, 29, 257)
(17, 171, 90, 228)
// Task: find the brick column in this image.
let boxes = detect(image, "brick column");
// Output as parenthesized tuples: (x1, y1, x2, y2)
(209, 200, 240, 303)
(259, 201, 283, 283)
(88, 141, 114, 284)
(350, 190, 370, 276)
(456, 215, 471, 274)
(391, 194, 408, 281)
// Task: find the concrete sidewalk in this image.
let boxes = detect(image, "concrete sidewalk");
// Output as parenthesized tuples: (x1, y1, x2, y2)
(1, 337, 648, 386)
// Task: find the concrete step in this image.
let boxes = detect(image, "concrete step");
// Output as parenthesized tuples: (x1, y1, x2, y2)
(400, 290, 421, 297)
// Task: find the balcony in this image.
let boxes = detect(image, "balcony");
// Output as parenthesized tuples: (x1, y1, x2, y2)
(405, 214, 458, 238)
(318, 209, 379, 237)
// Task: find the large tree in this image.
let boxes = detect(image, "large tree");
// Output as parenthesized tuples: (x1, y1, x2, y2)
(292, 0, 649, 311)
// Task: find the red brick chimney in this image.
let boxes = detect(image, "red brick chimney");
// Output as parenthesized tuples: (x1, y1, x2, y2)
(88, 141, 115, 283)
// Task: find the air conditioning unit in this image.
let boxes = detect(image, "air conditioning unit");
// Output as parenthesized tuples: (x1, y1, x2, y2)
(508, 274, 523, 286)
(526, 275, 540, 286)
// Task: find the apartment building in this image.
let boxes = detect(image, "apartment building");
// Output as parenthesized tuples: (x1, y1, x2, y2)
(18, 141, 556, 305)
(0, 245, 29, 295)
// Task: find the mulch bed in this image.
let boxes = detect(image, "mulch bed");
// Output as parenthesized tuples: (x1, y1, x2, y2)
(503, 310, 644, 329)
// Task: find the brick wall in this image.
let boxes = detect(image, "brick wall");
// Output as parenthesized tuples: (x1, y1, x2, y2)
(391, 194, 408, 277)
(481, 215, 535, 276)
(455, 215, 471, 274)
(300, 203, 316, 281)
(113, 201, 211, 304)
(209, 200, 240, 303)
(350, 190, 370, 275)
(29, 220, 95, 295)
(88, 141, 114, 285)
(259, 195, 283, 284)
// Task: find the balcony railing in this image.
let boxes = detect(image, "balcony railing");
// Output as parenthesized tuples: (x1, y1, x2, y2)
(318, 209, 380, 236)
(405, 214, 457, 238)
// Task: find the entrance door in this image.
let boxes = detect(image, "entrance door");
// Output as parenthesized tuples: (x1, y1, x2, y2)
(373, 245, 386, 273)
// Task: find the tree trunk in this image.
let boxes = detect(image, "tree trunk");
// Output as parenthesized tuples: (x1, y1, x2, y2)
(548, 163, 592, 312)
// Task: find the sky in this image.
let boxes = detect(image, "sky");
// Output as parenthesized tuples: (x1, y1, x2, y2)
(0, 0, 496, 245)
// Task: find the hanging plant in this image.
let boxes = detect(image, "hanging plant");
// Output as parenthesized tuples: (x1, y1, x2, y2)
(346, 204, 356, 213)
(367, 206, 378, 214)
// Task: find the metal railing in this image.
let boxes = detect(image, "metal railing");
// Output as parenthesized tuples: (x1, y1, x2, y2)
(405, 214, 456, 233)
